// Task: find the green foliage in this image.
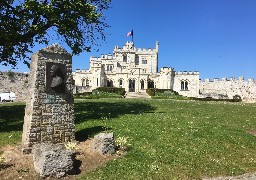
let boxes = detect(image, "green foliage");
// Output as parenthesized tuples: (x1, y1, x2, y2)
(6, 70, 15, 82)
(146, 88, 179, 96)
(146, 88, 155, 96)
(115, 136, 131, 151)
(192, 97, 242, 102)
(6, 70, 15, 78)
(147, 88, 190, 100)
(73, 92, 92, 99)
(74, 89, 124, 99)
(64, 141, 78, 151)
(94, 87, 126, 96)
(74, 87, 126, 99)
(0, 0, 112, 67)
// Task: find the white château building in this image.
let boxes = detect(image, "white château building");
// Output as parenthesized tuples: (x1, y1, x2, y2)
(73, 41, 199, 97)
(73, 41, 256, 102)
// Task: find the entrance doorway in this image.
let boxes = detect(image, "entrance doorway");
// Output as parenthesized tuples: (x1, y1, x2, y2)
(129, 79, 135, 92)
(148, 80, 154, 88)
(107, 80, 113, 87)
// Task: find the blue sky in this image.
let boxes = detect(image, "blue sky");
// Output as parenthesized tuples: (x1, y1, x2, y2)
(2, 0, 256, 80)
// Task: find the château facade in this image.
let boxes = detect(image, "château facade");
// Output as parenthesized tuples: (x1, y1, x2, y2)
(73, 41, 256, 102)
(73, 41, 199, 97)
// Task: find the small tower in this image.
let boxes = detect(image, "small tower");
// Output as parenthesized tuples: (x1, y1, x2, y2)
(156, 40, 159, 52)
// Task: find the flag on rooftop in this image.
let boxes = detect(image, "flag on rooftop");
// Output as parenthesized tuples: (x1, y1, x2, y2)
(126, 30, 133, 37)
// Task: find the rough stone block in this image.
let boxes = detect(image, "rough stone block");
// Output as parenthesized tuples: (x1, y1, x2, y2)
(91, 133, 115, 155)
(33, 143, 75, 178)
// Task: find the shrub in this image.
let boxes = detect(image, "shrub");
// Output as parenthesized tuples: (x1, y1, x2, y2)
(146, 88, 190, 100)
(74, 87, 126, 99)
(115, 136, 131, 151)
(73, 92, 92, 99)
(94, 87, 125, 96)
(233, 95, 242, 100)
(146, 88, 179, 97)
(64, 141, 78, 151)
(146, 88, 155, 96)
(192, 97, 242, 102)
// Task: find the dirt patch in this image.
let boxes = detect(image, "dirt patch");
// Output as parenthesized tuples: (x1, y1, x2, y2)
(0, 139, 124, 180)
(248, 129, 256, 136)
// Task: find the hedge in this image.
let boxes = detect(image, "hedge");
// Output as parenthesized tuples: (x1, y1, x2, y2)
(146, 88, 179, 96)
(93, 87, 126, 96)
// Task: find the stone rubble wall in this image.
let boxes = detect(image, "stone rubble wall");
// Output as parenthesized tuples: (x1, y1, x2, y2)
(200, 77, 256, 102)
(0, 71, 30, 102)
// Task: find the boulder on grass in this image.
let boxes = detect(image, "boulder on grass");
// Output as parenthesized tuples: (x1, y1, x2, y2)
(33, 143, 75, 178)
(91, 133, 115, 155)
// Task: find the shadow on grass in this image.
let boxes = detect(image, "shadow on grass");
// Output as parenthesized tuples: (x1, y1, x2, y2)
(75, 126, 112, 142)
(0, 101, 156, 134)
(74, 101, 156, 124)
(0, 104, 25, 132)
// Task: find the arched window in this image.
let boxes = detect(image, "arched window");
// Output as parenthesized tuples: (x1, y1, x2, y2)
(86, 79, 89, 86)
(181, 80, 189, 90)
(140, 80, 144, 89)
(181, 81, 184, 90)
(82, 79, 85, 86)
(185, 81, 188, 90)
(119, 79, 123, 87)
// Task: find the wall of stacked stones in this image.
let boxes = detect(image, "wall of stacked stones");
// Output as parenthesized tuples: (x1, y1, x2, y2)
(200, 77, 256, 102)
(22, 44, 75, 152)
(0, 71, 30, 101)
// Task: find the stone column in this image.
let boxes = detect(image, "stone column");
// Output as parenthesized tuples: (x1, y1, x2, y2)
(22, 44, 75, 153)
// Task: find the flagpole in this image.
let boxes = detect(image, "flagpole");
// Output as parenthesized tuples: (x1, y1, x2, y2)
(132, 30, 134, 43)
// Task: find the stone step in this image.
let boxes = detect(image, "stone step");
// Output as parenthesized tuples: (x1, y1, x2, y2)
(125, 92, 151, 99)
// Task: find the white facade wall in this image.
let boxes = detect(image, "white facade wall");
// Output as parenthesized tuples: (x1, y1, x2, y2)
(73, 41, 160, 93)
(173, 72, 200, 97)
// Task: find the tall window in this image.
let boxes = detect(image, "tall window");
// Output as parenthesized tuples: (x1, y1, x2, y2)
(135, 55, 139, 65)
(119, 79, 123, 87)
(185, 81, 188, 90)
(181, 80, 189, 90)
(123, 54, 127, 62)
(140, 80, 144, 89)
(86, 79, 89, 86)
(181, 81, 184, 90)
(82, 79, 85, 86)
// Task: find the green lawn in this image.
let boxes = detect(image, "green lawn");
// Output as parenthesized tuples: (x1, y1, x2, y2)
(1, 99, 256, 179)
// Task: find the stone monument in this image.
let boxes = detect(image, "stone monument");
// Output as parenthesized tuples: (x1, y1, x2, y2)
(22, 44, 75, 153)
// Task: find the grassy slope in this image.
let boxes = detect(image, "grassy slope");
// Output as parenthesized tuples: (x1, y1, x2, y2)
(0, 99, 256, 179)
